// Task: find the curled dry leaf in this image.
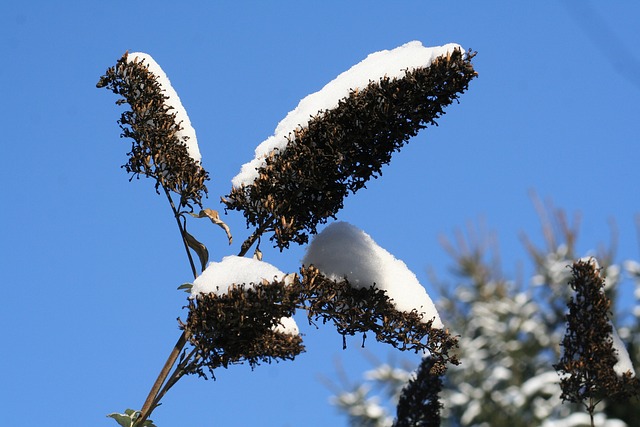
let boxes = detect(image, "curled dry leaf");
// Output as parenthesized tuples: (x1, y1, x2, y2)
(190, 208, 233, 245)
(185, 231, 209, 272)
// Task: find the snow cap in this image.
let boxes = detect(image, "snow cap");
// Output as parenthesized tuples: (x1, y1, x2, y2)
(303, 221, 442, 328)
(191, 256, 299, 335)
(232, 41, 463, 188)
(127, 52, 202, 163)
(191, 255, 288, 296)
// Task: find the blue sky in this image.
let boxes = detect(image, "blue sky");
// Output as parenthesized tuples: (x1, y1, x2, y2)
(1, 2, 639, 426)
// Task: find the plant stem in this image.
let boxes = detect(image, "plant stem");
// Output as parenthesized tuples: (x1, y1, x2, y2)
(150, 347, 199, 410)
(137, 190, 273, 425)
(137, 331, 189, 426)
(135, 185, 198, 426)
(238, 221, 271, 257)
(162, 184, 198, 279)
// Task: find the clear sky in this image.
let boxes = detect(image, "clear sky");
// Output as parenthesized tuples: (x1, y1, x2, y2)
(1, 2, 639, 426)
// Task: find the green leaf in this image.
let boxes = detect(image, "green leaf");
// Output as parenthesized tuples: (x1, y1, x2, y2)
(185, 231, 208, 272)
(107, 412, 134, 427)
(189, 208, 233, 244)
(107, 409, 157, 427)
(177, 282, 193, 293)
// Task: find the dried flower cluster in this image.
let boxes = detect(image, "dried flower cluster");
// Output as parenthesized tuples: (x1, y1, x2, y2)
(182, 267, 456, 378)
(299, 266, 458, 362)
(555, 259, 640, 410)
(224, 49, 477, 249)
(393, 356, 445, 427)
(182, 278, 303, 377)
(98, 45, 476, 427)
(97, 53, 208, 211)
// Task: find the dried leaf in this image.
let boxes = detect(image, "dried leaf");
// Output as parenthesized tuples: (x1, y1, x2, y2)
(185, 231, 208, 272)
(190, 208, 233, 245)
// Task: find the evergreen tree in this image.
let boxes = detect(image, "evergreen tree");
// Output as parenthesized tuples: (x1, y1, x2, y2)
(330, 203, 640, 426)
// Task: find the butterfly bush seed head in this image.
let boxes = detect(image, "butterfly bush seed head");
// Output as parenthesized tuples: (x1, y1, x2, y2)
(97, 52, 209, 211)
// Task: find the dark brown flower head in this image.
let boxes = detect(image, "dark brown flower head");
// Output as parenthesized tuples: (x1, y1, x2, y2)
(394, 356, 446, 427)
(554, 259, 640, 407)
(224, 49, 477, 249)
(97, 52, 209, 211)
(299, 265, 458, 363)
(182, 277, 304, 377)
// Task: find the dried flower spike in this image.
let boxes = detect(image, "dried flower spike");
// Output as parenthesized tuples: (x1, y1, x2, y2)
(98, 52, 208, 211)
(394, 357, 446, 427)
(299, 265, 458, 362)
(224, 42, 476, 249)
(183, 257, 304, 376)
(554, 258, 640, 415)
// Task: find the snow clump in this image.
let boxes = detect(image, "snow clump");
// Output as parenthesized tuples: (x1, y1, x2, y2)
(127, 52, 202, 163)
(302, 221, 442, 328)
(190, 255, 298, 335)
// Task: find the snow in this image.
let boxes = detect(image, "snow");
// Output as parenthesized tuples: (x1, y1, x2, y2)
(583, 257, 636, 377)
(127, 52, 202, 163)
(191, 255, 289, 295)
(273, 316, 300, 335)
(231, 41, 463, 188)
(190, 256, 299, 335)
(521, 371, 559, 398)
(302, 221, 443, 328)
(364, 364, 412, 383)
(331, 385, 392, 426)
(542, 413, 626, 427)
(610, 322, 636, 376)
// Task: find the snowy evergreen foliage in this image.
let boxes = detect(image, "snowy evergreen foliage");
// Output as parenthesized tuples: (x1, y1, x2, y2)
(330, 203, 640, 427)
